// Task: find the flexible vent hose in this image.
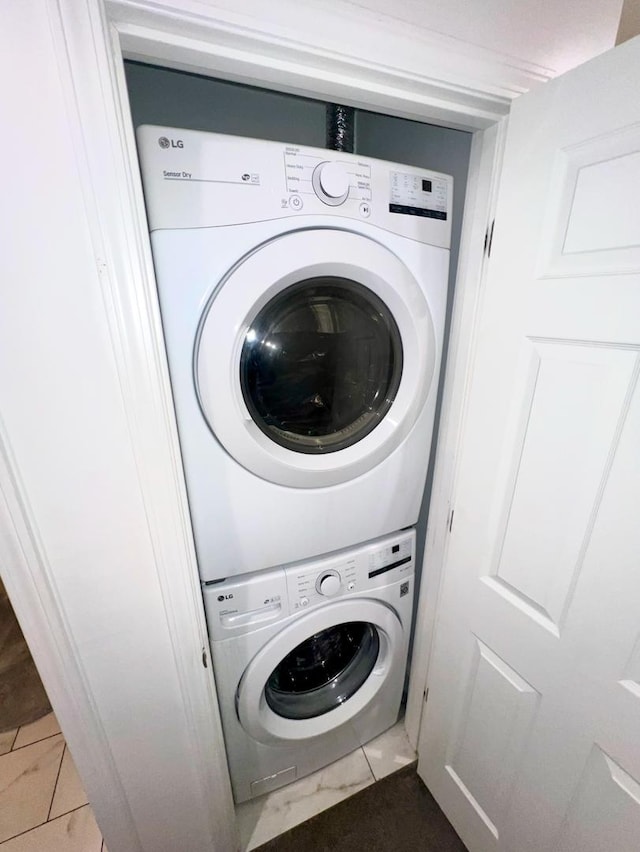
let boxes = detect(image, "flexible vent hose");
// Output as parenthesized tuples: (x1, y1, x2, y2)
(326, 104, 355, 152)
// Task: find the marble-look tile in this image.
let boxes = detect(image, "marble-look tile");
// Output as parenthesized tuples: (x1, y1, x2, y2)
(0, 805, 102, 852)
(0, 733, 64, 842)
(0, 729, 17, 757)
(236, 747, 374, 851)
(49, 746, 89, 819)
(362, 720, 416, 781)
(12, 713, 60, 750)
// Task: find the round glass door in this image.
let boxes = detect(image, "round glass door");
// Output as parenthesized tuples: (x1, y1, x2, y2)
(240, 277, 403, 454)
(236, 596, 404, 743)
(195, 228, 436, 488)
(264, 621, 380, 720)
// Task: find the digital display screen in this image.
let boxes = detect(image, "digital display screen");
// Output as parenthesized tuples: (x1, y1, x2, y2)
(390, 170, 447, 219)
(392, 544, 400, 554)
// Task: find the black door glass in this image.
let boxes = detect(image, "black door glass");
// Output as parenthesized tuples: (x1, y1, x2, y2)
(264, 621, 380, 720)
(240, 277, 403, 453)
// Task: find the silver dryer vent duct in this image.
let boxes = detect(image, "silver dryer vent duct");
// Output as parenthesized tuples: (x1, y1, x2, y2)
(326, 103, 355, 152)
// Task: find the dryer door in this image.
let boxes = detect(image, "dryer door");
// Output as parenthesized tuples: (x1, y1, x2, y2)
(195, 229, 436, 487)
(236, 598, 405, 745)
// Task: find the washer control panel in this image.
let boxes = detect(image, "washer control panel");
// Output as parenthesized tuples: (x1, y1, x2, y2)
(285, 529, 415, 612)
(203, 528, 416, 638)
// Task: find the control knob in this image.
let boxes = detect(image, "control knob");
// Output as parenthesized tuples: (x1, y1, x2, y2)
(316, 570, 342, 597)
(312, 162, 350, 206)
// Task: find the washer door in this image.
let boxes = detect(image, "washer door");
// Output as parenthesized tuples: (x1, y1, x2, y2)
(236, 598, 404, 745)
(196, 229, 436, 487)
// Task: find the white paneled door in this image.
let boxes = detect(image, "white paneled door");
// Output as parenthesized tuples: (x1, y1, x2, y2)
(419, 36, 640, 852)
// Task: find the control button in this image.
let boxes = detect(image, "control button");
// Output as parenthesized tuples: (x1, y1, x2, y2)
(319, 162, 349, 198)
(300, 596, 309, 607)
(316, 571, 342, 597)
(359, 202, 371, 218)
(289, 195, 303, 210)
(312, 162, 350, 206)
(347, 581, 356, 591)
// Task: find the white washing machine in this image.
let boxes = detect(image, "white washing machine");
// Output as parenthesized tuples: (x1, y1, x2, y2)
(137, 126, 451, 582)
(205, 529, 415, 802)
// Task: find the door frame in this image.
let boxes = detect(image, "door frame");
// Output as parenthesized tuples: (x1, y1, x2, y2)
(1, 0, 510, 847)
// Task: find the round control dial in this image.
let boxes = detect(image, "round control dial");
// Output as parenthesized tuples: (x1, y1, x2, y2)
(312, 162, 350, 206)
(315, 570, 342, 597)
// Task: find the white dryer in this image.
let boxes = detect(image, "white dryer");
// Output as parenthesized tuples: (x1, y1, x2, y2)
(137, 127, 451, 581)
(205, 529, 415, 802)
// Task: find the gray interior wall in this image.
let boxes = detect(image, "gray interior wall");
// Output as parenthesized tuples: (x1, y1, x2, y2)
(125, 61, 326, 145)
(124, 60, 472, 671)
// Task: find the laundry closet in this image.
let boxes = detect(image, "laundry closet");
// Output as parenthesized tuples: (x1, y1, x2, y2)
(123, 59, 472, 808)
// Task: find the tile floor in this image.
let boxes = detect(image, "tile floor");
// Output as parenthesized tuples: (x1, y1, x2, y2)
(1, 712, 414, 852)
(236, 719, 417, 850)
(0, 712, 107, 851)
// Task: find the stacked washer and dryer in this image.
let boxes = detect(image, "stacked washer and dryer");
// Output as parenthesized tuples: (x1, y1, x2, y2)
(137, 126, 452, 803)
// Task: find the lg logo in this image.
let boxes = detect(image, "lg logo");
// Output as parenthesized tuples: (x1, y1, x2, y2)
(158, 136, 184, 149)
(217, 593, 234, 602)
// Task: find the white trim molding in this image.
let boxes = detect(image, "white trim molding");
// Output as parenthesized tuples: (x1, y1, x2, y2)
(52, 1, 238, 849)
(107, 0, 523, 130)
(0, 438, 142, 851)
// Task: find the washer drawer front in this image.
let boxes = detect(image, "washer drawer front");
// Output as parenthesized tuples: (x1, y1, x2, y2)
(236, 598, 406, 744)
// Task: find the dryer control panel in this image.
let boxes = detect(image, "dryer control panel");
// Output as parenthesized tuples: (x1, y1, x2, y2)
(203, 529, 416, 640)
(136, 125, 452, 248)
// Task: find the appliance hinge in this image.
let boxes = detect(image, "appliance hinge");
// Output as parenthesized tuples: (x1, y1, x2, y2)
(448, 508, 455, 533)
(484, 218, 495, 258)
(201, 647, 208, 669)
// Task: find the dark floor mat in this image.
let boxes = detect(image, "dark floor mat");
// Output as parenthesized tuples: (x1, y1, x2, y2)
(254, 763, 468, 852)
